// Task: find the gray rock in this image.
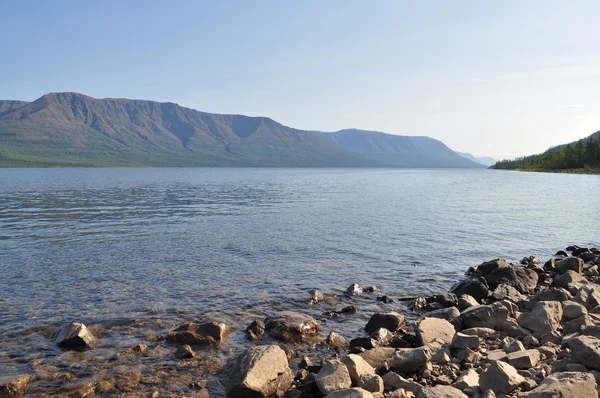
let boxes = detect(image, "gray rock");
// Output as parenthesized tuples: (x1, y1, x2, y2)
(506, 349, 540, 369)
(520, 371, 597, 397)
(451, 332, 480, 350)
(460, 327, 495, 338)
(358, 375, 383, 394)
(519, 301, 562, 338)
(457, 295, 480, 311)
(381, 372, 422, 394)
(174, 344, 195, 359)
(226, 345, 294, 398)
(50, 322, 95, 351)
(479, 360, 525, 394)
(484, 265, 538, 294)
(347, 284, 363, 295)
(491, 284, 526, 302)
(460, 302, 509, 329)
(370, 328, 394, 346)
(342, 354, 375, 384)
(567, 335, 600, 371)
(552, 270, 589, 295)
(451, 369, 479, 390)
(563, 314, 593, 334)
(449, 279, 490, 302)
(574, 285, 600, 309)
(522, 334, 539, 348)
(472, 258, 509, 275)
(540, 330, 562, 345)
(562, 300, 588, 320)
(0, 375, 36, 397)
(310, 289, 326, 305)
(486, 349, 508, 362)
(245, 320, 265, 340)
(533, 287, 572, 303)
(415, 317, 456, 346)
(316, 360, 352, 395)
(265, 312, 319, 342)
(392, 340, 445, 373)
(325, 388, 374, 398)
(503, 338, 524, 353)
(425, 307, 461, 323)
(365, 312, 405, 334)
(358, 347, 395, 367)
(417, 385, 468, 398)
(581, 325, 600, 339)
(167, 321, 231, 345)
(555, 257, 584, 275)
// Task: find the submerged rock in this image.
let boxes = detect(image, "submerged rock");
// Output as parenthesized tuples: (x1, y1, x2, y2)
(245, 320, 265, 341)
(265, 312, 319, 342)
(51, 322, 95, 351)
(0, 375, 36, 397)
(167, 322, 230, 345)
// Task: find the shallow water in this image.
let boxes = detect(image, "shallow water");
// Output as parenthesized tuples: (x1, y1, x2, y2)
(0, 168, 598, 395)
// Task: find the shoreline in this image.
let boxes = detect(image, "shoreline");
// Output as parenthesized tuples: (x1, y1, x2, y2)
(2, 246, 600, 397)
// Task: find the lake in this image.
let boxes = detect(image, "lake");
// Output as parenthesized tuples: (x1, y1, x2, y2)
(0, 168, 598, 394)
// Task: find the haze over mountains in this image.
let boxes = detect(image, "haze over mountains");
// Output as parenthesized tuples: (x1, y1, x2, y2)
(0, 92, 484, 168)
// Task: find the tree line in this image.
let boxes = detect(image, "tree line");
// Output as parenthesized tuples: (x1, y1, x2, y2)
(492, 133, 600, 171)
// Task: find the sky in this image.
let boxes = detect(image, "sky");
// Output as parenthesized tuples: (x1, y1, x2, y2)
(2, 1, 600, 160)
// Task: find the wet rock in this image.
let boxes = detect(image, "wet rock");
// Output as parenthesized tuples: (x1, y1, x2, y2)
(555, 257, 584, 275)
(315, 360, 352, 395)
(552, 270, 589, 295)
(350, 337, 379, 350)
(174, 344, 195, 359)
(479, 360, 525, 395)
(484, 265, 539, 294)
(0, 375, 36, 397)
(226, 345, 293, 398)
(342, 354, 375, 384)
(370, 328, 393, 346)
(452, 369, 479, 391)
(168, 322, 231, 345)
(265, 312, 319, 342)
(415, 318, 455, 346)
(572, 247, 590, 256)
(555, 250, 569, 257)
(325, 388, 374, 398)
(245, 320, 265, 341)
(377, 296, 393, 303)
(457, 295, 479, 311)
(567, 335, 600, 371)
(460, 302, 509, 329)
(451, 332, 479, 350)
(50, 322, 95, 351)
(310, 289, 326, 305)
(417, 385, 468, 398)
(381, 372, 422, 395)
(347, 284, 363, 295)
(327, 332, 348, 348)
(585, 265, 599, 277)
(506, 349, 540, 369)
(123, 343, 148, 354)
(364, 312, 405, 334)
(358, 375, 383, 394)
(520, 371, 597, 397)
(358, 347, 396, 368)
(449, 279, 489, 302)
(519, 301, 562, 338)
(521, 256, 542, 266)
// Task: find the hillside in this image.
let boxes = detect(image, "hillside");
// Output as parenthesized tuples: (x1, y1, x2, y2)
(0, 92, 483, 168)
(456, 152, 496, 167)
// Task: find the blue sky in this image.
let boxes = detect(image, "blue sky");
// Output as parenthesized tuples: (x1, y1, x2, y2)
(2, 1, 600, 159)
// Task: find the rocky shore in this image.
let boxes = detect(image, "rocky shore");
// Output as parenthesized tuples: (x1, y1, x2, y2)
(3, 246, 600, 397)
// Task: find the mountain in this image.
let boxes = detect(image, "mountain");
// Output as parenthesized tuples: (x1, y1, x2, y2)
(456, 152, 496, 167)
(0, 92, 483, 168)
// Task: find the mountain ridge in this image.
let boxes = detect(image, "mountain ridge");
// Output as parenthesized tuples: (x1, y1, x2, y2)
(0, 92, 484, 168)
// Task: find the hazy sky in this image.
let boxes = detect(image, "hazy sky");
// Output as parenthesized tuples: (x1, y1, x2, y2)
(3, 1, 600, 159)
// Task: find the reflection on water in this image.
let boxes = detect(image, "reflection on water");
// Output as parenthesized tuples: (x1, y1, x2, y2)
(0, 168, 598, 395)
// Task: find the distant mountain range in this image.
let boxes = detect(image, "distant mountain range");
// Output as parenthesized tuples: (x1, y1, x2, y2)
(456, 152, 496, 167)
(0, 92, 484, 168)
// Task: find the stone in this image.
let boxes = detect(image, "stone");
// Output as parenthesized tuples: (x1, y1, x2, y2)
(540, 330, 562, 345)
(245, 320, 265, 340)
(574, 285, 600, 309)
(327, 332, 348, 348)
(472, 258, 509, 275)
(567, 335, 600, 371)
(481, 391, 496, 398)
(381, 372, 422, 395)
(506, 349, 540, 369)
(392, 340, 445, 373)
(347, 284, 363, 295)
(377, 295, 393, 303)
(552, 270, 589, 295)
(486, 349, 507, 362)
(555, 257, 584, 274)
(325, 388, 374, 398)
(479, 361, 526, 395)
(451, 369, 479, 390)
(50, 322, 95, 351)
(522, 334, 539, 348)
(370, 328, 394, 346)
(460, 303, 509, 329)
(174, 344, 195, 359)
(226, 345, 293, 398)
(310, 289, 326, 305)
(520, 371, 597, 397)
(350, 337, 379, 350)
(562, 300, 588, 320)
(563, 314, 593, 334)
(358, 375, 383, 394)
(460, 327, 495, 338)
(451, 333, 480, 350)
(417, 385, 468, 398)
(581, 325, 600, 339)
(519, 301, 562, 338)
(358, 347, 395, 367)
(491, 284, 526, 302)
(342, 354, 375, 384)
(167, 321, 230, 345)
(457, 295, 479, 311)
(424, 307, 461, 323)
(364, 312, 405, 333)
(315, 360, 352, 395)
(415, 318, 456, 346)
(449, 279, 489, 302)
(484, 266, 539, 294)
(0, 375, 36, 397)
(586, 265, 599, 277)
(503, 338, 524, 353)
(533, 287, 572, 303)
(265, 312, 319, 342)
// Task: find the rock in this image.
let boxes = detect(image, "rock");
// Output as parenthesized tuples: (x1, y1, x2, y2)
(327, 332, 348, 348)
(552, 270, 589, 295)
(580, 252, 598, 262)
(377, 296, 393, 303)
(479, 361, 526, 395)
(520, 371, 597, 397)
(342, 354, 375, 384)
(424, 307, 461, 323)
(481, 391, 496, 398)
(491, 284, 526, 303)
(449, 279, 489, 302)
(563, 314, 593, 334)
(555, 257, 584, 275)
(226, 345, 293, 398)
(452, 369, 479, 390)
(486, 349, 507, 362)
(562, 300, 588, 320)
(358, 375, 383, 394)
(358, 347, 396, 367)
(451, 332, 479, 350)
(347, 284, 363, 295)
(310, 289, 326, 305)
(265, 312, 319, 342)
(417, 385, 468, 398)
(325, 388, 374, 398)
(350, 337, 379, 350)
(574, 285, 600, 309)
(123, 343, 148, 354)
(533, 287, 572, 303)
(167, 321, 230, 346)
(522, 256, 542, 266)
(484, 266, 539, 294)
(567, 335, 600, 371)
(370, 328, 394, 346)
(381, 372, 422, 395)
(503, 338, 524, 353)
(506, 349, 540, 369)
(457, 295, 479, 311)
(415, 318, 456, 346)
(522, 334, 539, 348)
(540, 330, 562, 345)
(581, 325, 600, 339)
(245, 320, 265, 341)
(460, 303, 509, 329)
(315, 360, 352, 395)
(519, 301, 562, 338)
(0, 375, 36, 397)
(572, 247, 590, 256)
(364, 312, 405, 334)
(174, 344, 195, 359)
(50, 322, 95, 351)
(392, 340, 445, 373)
(472, 258, 509, 275)
(556, 250, 569, 257)
(460, 327, 495, 338)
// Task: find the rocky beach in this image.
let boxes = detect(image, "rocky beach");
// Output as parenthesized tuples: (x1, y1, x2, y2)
(2, 245, 600, 397)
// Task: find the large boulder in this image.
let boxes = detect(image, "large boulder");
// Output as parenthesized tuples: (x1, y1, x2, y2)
(519, 301, 562, 339)
(392, 340, 446, 373)
(562, 300, 588, 320)
(226, 345, 293, 398)
(491, 284, 526, 303)
(381, 372, 423, 395)
(358, 347, 396, 367)
(364, 312, 405, 334)
(479, 360, 525, 394)
(520, 371, 597, 397)
(50, 322, 95, 351)
(574, 285, 600, 309)
(415, 318, 455, 346)
(452, 369, 479, 390)
(325, 388, 374, 398)
(417, 385, 469, 398)
(264, 312, 319, 342)
(552, 271, 589, 295)
(471, 258, 509, 275)
(555, 257, 584, 275)
(449, 279, 489, 302)
(341, 355, 375, 384)
(567, 335, 600, 371)
(506, 349, 540, 369)
(167, 321, 230, 345)
(0, 375, 36, 397)
(533, 287, 572, 303)
(315, 360, 352, 395)
(460, 303, 509, 329)
(424, 307, 461, 323)
(484, 266, 539, 294)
